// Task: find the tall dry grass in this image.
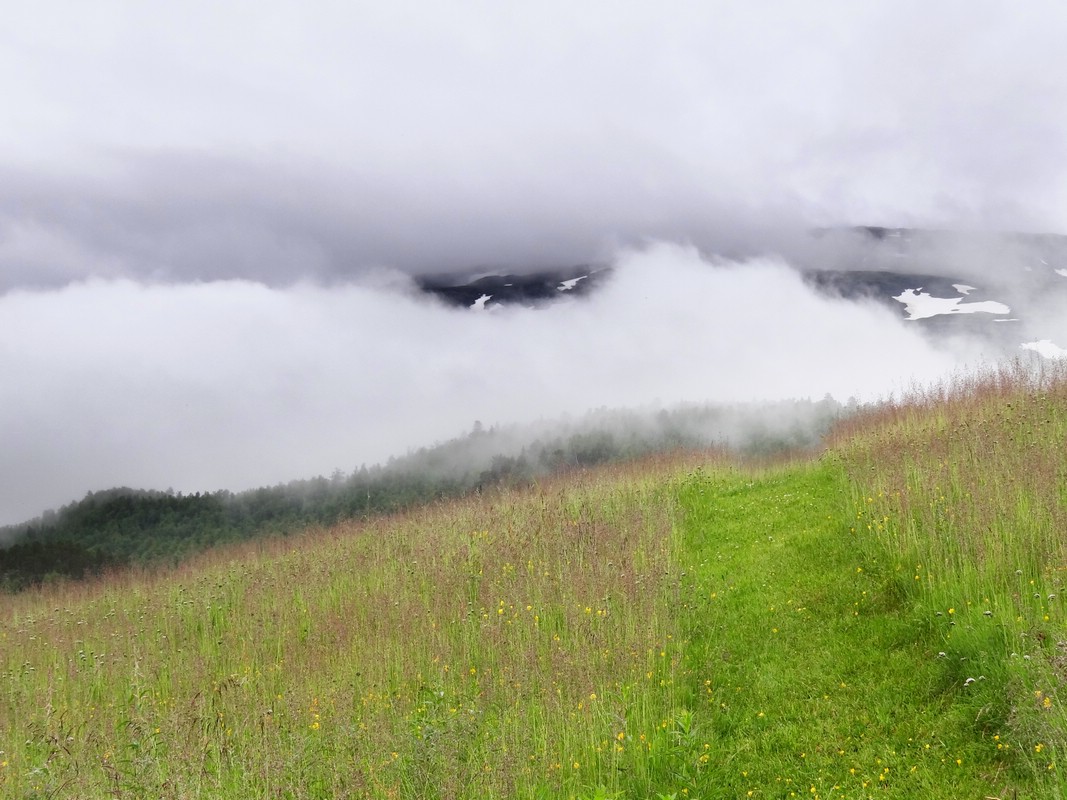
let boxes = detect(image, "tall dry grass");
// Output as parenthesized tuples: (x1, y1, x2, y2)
(0, 453, 714, 799)
(831, 358, 1067, 777)
(831, 360, 1067, 598)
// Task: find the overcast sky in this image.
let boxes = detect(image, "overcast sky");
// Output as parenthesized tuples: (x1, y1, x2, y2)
(2, 2, 1066, 523)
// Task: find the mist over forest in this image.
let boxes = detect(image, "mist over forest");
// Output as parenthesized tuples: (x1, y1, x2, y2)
(0, 395, 844, 590)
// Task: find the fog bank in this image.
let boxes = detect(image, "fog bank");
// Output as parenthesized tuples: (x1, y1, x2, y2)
(0, 242, 971, 525)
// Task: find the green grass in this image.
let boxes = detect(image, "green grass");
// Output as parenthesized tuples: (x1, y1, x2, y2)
(0, 459, 695, 799)
(2, 365, 1067, 797)
(831, 362, 1067, 795)
(674, 462, 1021, 798)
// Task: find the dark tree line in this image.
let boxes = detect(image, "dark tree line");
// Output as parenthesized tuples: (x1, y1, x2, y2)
(1, 397, 846, 591)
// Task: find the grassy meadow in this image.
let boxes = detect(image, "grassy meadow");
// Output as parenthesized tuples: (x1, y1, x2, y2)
(2, 364, 1067, 798)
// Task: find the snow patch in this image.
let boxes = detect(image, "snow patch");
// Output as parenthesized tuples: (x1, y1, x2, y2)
(557, 275, 588, 291)
(1021, 340, 1067, 360)
(893, 289, 1010, 320)
(1055, 268, 1067, 278)
(952, 284, 977, 295)
(471, 294, 492, 310)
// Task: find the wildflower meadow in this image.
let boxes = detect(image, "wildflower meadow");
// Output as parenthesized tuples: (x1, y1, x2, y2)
(2, 364, 1067, 798)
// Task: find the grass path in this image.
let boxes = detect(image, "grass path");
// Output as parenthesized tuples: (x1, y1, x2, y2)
(1, 455, 1050, 798)
(671, 460, 1017, 799)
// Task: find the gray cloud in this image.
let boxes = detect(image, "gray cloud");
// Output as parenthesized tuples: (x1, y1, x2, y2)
(0, 153, 816, 290)
(3, 3, 1067, 292)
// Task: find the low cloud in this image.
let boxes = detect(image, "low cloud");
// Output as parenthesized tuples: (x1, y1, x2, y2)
(0, 155, 816, 292)
(4, 5, 1067, 292)
(0, 242, 970, 525)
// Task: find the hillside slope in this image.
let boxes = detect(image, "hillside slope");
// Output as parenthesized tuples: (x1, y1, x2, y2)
(1, 398, 841, 592)
(2, 366, 1066, 797)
